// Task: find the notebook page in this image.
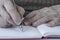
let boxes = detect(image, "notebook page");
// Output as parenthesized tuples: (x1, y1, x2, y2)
(44, 26, 60, 36)
(37, 24, 60, 36)
(0, 26, 42, 38)
(37, 24, 51, 36)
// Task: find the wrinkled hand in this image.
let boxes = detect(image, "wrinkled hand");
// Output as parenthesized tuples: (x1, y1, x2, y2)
(24, 5, 60, 27)
(0, 0, 25, 27)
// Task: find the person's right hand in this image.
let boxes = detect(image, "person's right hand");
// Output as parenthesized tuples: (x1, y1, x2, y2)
(24, 6, 60, 27)
(0, 0, 25, 28)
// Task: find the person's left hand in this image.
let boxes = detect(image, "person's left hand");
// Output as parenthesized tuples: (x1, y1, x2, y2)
(24, 7, 60, 27)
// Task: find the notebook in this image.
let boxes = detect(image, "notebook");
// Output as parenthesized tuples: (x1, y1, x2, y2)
(0, 24, 60, 39)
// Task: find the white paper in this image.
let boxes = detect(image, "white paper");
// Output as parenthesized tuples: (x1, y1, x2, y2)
(37, 24, 60, 36)
(1, 24, 60, 39)
(0, 26, 42, 38)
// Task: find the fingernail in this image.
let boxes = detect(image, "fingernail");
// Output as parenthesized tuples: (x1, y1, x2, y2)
(24, 21, 30, 26)
(32, 23, 38, 27)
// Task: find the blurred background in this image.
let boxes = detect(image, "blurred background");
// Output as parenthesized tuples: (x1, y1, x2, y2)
(14, 0, 60, 16)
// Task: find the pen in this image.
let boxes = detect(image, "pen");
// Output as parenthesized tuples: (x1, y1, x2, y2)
(20, 18, 24, 32)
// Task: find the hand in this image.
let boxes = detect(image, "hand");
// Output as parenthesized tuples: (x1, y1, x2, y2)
(0, 0, 25, 27)
(24, 7, 60, 27)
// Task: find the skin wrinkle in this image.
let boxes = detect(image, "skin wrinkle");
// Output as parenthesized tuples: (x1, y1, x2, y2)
(0, 0, 25, 28)
(24, 5, 60, 27)
(1, 0, 60, 27)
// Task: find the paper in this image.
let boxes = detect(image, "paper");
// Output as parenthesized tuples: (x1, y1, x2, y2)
(37, 24, 51, 35)
(1, 24, 60, 38)
(37, 24, 60, 36)
(0, 26, 42, 38)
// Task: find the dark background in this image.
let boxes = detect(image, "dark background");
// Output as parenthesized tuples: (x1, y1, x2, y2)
(14, 0, 60, 16)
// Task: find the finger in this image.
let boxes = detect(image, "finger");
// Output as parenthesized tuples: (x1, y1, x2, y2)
(32, 16, 52, 27)
(0, 4, 16, 27)
(16, 6, 25, 18)
(24, 14, 43, 26)
(0, 4, 10, 20)
(48, 18, 60, 27)
(4, 0, 22, 25)
(24, 12, 36, 26)
(25, 10, 37, 19)
(24, 21, 31, 26)
(24, 10, 42, 25)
